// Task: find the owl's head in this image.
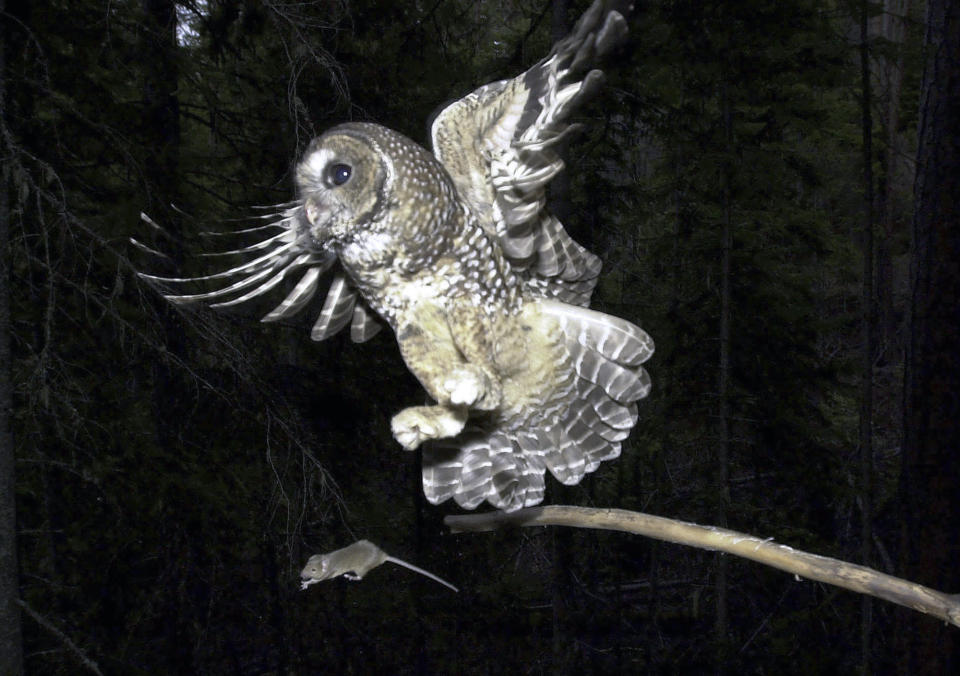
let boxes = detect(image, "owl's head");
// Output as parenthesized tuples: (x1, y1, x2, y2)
(295, 122, 459, 271)
(138, 122, 462, 319)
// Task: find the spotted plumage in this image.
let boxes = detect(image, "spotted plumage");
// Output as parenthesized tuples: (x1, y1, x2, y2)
(138, 0, 652, 511)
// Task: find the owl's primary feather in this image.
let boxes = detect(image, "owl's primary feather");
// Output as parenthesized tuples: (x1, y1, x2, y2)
(138, 0, 651, 511)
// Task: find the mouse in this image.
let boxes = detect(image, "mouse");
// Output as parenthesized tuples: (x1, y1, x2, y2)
(300, 539, 458, 592)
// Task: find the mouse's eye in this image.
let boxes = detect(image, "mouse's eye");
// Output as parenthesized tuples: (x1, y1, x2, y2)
(329, 163, 352, 186)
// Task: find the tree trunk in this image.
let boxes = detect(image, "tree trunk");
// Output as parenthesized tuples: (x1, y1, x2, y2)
(897, 0, 960, 672)
(858, 1, 875, 671)
(715, 66, 733, 666)
(876, 0, 911, 356)
(140, 0, 183, 477)
(0, 0, 25, 671)
(142, 0, 181, 208)
(139, 0, 191, 670)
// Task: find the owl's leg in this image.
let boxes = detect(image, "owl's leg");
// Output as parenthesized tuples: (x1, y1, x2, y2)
(391, 405, 468, 451)
(444, 301, 503, 410)
(395, 302, 502, 411)
(390, 302, 501, 449)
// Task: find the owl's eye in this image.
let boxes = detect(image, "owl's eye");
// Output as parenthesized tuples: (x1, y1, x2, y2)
(329, 163, 352, 186)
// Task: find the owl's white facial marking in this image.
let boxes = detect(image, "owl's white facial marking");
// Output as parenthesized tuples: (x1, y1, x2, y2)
(303, 147, 335, 184)
(297, 146, 341, 247)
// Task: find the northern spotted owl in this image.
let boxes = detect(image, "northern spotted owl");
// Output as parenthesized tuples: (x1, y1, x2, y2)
(141, 0, 652, 511)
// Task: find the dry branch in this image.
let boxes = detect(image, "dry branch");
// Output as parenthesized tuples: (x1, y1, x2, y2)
(17, 598, 104, 675)
(445, 505, 960, 627)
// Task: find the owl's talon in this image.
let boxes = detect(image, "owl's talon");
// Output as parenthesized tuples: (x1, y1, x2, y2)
(445, 376, 481, 406)
(443, 366, 499, 409)
(393, 425, 428, 451)
(391, 405, 467, 449)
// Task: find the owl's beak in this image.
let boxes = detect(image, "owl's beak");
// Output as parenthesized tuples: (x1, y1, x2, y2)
(301, 194, 334, 248)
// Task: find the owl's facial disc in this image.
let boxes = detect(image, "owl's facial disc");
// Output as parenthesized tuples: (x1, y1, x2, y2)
(294, 131, 387, 250)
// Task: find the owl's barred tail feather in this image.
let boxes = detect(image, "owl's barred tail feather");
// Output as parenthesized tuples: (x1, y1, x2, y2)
(422, 300, 653, 511)
(423, 431, 547, 511)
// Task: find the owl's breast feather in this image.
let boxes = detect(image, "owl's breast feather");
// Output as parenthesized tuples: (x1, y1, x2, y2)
(344, 256, 463, 328)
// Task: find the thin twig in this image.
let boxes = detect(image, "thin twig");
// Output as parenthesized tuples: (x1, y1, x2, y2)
(17, 598, 104, 675)
(445, 505, 960, 627)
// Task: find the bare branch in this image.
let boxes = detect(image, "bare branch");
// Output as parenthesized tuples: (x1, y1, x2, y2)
(446, 505, 960, 628)
(17, 598, 104, 675)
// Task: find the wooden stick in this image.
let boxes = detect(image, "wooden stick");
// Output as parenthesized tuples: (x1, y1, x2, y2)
(445, 505, 960, 627)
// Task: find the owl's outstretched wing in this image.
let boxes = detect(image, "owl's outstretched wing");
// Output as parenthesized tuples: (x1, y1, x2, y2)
(134, 209, 383, 343)
(430, 0, 629, 307)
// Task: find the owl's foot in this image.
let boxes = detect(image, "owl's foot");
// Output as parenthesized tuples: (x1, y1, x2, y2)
(391, 405, 468, 450)
(442, 366, 500, 410)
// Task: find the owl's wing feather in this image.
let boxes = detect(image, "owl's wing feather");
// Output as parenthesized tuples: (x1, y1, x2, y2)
(136, 210, 383, 343)
(311, 274, 357, 341)
(423, 431, 547, 511)
(350, 304, 383, 343)
(197, 230, 289, 256)
(541, 300, 653, 367)
(209, 253, 319, 308)
(261, 266, 324, 322)
(430, 0, 629, 307)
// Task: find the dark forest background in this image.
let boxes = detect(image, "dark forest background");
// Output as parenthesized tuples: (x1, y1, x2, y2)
(2, 0, 959, 673)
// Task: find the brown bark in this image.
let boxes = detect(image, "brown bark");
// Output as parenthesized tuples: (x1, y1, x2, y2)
(897, 0, 960, 672)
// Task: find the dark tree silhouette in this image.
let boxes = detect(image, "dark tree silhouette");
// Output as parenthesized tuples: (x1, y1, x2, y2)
(0, 0, 25, 670)
(897, 0, 960, 672)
